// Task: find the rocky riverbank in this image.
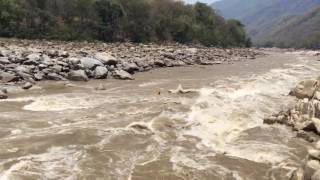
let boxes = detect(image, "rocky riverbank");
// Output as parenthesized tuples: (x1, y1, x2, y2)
(263, 51, 320, 179)
(0, 39, 263, 99)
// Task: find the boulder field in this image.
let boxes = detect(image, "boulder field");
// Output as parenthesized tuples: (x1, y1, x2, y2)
(0, 39, 263, 99)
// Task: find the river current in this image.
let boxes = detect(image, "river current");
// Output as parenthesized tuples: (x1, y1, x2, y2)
(0, 51, 319, 180)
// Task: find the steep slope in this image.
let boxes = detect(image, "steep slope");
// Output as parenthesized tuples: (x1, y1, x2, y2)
(256, 7, 320, 48)
(212, 0, 320, 48)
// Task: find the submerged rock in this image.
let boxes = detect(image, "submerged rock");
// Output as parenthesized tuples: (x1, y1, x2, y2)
(22, 82, 33, 90)
(95, 84, 106, 91)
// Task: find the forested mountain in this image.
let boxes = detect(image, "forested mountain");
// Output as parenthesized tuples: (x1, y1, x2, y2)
(0, 0, 250, 47)
(212, 0, 320, 48)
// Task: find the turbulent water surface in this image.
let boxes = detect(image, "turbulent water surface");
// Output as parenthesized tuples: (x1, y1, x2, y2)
(0, 51, 320, 180)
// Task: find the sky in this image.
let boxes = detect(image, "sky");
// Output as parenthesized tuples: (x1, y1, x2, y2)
(183, 0, 219, 4)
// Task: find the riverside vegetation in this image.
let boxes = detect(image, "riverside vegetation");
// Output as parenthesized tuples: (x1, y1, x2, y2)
(0, 0, 250, 47)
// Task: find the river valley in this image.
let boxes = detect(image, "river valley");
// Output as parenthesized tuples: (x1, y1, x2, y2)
(0, 50, 320, 180)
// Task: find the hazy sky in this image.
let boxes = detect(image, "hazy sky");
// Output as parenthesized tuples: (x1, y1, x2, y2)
(183, 0, 219, 4)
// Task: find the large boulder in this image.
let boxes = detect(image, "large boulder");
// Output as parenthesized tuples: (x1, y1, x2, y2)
(113, 70, 134, 80)
(80, 57, 103, 70)
(95, 53, 119, 66)
(15, 66, 32, 74)
(24, 53, 41, 65)
(93, 66, 108, 79)
(26, 53, 41, 61)
(68, 57, 80, 65)
(22, 82, 33, 90)
(16, 71, 34, 83)
(68, 70, 89, 81)
(290, 79, 318, 99)
(122, 62, 139, 74)
(34, 72, 44, 81)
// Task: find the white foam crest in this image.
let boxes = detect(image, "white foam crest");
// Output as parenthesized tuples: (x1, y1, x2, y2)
(138, 81, 163, 87)
(0, 146, 83, 180)
(181, 58, 320, 163)
(170, 147, 244, 180)
(22, 93, 109, 111)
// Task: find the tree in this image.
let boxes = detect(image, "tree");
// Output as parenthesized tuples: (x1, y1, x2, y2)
(0, 0, 250, 47)
(94, 0, 124, 41)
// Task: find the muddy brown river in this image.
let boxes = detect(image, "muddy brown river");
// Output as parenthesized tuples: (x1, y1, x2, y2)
(0, 51, 320, 180)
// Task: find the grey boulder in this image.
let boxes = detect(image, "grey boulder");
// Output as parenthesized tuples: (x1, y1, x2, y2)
(80, 57, 103, 70)
(93, 66, 108, 79)
(290, 79, 318, 99)
(95, 53, 119, 66)
(46, 73, 66, 81)
(68, 70, 89, 81)
(22, 82, 33, 90)
(122, 62, 139, 74)
(113, 70, 134, 80)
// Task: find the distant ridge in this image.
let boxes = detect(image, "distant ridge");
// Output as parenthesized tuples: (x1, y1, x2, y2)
(212, 0, 320, 48)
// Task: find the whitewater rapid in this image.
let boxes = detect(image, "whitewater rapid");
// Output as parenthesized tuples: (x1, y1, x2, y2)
(0, 51, 319, 180)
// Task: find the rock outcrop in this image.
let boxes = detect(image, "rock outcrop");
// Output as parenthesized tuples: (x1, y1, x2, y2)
(264, 72, 320, 179)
